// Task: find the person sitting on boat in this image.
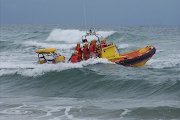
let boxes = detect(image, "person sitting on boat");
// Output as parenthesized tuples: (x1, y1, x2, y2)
(68, 51, 82, 63)
(91, 39, 97, 43)
(101, 39, 107, 48)
(89, 40, 97, 58)
(92, 39, 101, 57)
(82, 39, 88, 43)
(75, 42, 83, 58)
(40, 55, 47, 62)
(82, 39, 88, 48)
(83, 43, 90, 60)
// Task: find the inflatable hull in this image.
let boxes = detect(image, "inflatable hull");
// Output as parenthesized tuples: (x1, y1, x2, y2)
(110, 46, 156, 67)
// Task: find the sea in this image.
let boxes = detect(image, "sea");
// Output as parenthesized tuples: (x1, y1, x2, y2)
(0, 24, 180, 120)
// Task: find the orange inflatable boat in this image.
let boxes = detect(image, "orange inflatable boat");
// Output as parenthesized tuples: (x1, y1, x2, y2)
(81, 29, 156, 67)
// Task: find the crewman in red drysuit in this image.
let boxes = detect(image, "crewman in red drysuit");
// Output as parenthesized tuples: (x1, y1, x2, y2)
(101, 39, 107, 48)
(68, 51, 82, 63)
(89, 39, 97, 58)
(75, 42, 83, 58)
(83, 43, 90, 60)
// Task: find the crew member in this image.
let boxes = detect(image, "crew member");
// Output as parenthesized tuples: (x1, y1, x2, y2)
(83, 43, 90, 60)
(68, 51, 82, 63)
(101, 39, 107, 48)
(82, 39, 88, 43)
(89, 40, 97, 58)
(75, 42, 83, 58)
(103, 38, 106, 42)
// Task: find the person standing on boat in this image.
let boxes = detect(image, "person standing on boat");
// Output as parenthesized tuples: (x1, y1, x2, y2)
(101, 39, 107, 48)
(74, 42, 83, 59)
(83, 43, 90, 60)
(89, 39, 97, 58)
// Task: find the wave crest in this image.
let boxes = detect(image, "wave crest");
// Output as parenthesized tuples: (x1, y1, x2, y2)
(46, 29, 115, 43)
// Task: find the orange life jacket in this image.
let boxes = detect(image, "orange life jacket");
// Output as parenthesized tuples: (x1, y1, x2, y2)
(101, 42, 107, 48)
(83, 48, 89, 54)
(89, 44, 96, 53)
(74, 47, 78, 51)
(70, 55, 79, 63)
(75, 47, 82, 57)
(83, 48, 90, 58)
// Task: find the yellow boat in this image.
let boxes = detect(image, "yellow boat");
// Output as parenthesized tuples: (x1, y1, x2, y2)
(81, 29, 156, 67)
(35, 48, 65, 64)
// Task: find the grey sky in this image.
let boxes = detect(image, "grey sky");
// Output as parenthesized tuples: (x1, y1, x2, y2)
(1, 0, 180, 25)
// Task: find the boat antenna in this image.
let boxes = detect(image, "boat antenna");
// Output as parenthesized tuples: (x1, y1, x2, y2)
(92, 1, 96, 34)
(83, 0, 87, 34)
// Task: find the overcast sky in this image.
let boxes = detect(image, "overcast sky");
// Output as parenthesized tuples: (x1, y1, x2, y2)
(1, 0, 180, 25)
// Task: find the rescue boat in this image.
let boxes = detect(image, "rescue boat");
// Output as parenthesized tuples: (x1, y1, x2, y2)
(35, 48, 65, 64)
(81, 29, 156, 67)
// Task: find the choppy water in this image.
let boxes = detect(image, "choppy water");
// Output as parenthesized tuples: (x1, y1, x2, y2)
(0, 24, 180, 120)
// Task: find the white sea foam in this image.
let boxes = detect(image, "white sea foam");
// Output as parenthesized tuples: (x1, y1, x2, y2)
(46, 29, 115, 43)
(40, 105, 92, 120)
(23, 40, 75, 50)
(1, 55, 178, 77)
(120, 108, 132, 119)
(46, 29, 85, 43)
(23, 29, 116, 50)
(0, 104, 31, 115)
(20, 58, 112, 77)
(117, 44, 130, 49)
(0, 58, 112, 77)
(146, 59, 180, 69)
(145, 53, 180, 68)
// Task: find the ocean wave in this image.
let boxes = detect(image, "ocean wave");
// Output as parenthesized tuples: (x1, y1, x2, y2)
(1, 69, 180, 101)
(126, 106, 180, 119)
(106, 32, 149, 43)
(0, 101, 179, 120)
(0, 58, 111, 77)
(46, 29, 115, 43)
(146, 57, 180, 68)
(23, 40, 76, 50)
(1, 24, 180, 120)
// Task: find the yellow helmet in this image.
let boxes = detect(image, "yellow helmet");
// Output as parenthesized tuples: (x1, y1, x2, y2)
(91, 39, 97, 43)
(77, 42, 80, 46)
(103, 38, 106, 41)
(85, 43, 88, 47)
(59, 54, 61, 56)
(101, 40, 105, 43)
(74, 50, 78, 55)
